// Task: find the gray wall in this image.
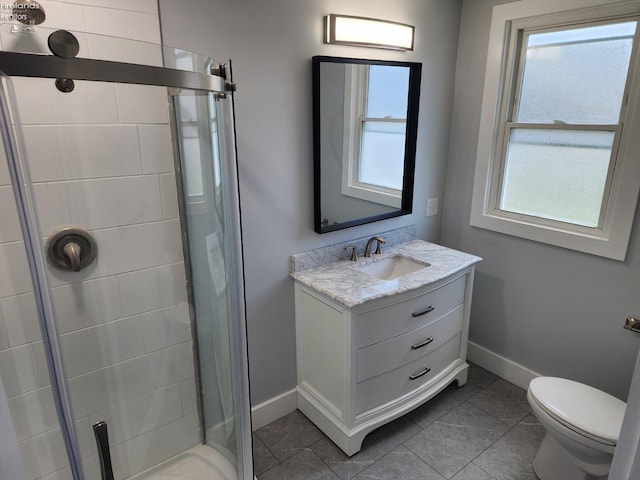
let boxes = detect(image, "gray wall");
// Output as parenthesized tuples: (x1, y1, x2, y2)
(442, 0, 640, 400)
(159, 0, 462, 405)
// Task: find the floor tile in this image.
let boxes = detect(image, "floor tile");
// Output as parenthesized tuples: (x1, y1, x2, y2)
(258, 448, 340, 480)
(353, 446, 445, 480)
(252, 433, 279, 475)
(467, 363, 499, 388)
(405, 402, 509, 478)
(472, 415, 545, 480)
(252, 372, 538, 480)
(408, 381, 481, 428)
(311, 415, 421, 480)
(254, 410, 325, 461)
(467, 379, 531, 426)
(451, 463, 496, 480)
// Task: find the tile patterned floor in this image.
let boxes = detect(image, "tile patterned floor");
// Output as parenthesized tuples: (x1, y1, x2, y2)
(252, 364, 545, 480)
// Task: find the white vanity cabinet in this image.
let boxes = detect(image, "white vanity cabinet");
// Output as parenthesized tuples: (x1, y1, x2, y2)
(294, 265, 476, 456)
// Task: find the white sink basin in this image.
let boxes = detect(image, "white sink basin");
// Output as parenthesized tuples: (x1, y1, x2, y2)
(356, 255, 430, 280)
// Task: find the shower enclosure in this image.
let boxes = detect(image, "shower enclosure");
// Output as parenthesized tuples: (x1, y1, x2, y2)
(0, 28, 253, 480)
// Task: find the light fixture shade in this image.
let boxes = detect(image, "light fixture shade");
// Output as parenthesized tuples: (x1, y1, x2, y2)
(324, 14, 415, 51)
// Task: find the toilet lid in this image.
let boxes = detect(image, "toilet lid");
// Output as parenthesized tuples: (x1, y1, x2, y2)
(529, 377, 626, 445)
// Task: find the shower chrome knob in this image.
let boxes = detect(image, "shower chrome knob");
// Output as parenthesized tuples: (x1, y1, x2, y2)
(45, 227, 97, 272)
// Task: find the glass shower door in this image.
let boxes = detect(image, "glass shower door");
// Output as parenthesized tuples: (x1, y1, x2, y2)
(0, 71, 87, 480)
(172, 85, 251, 478)
(0, 41, 251, 480)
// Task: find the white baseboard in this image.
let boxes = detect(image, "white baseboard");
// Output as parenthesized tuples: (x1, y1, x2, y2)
(467, 341, 540, 390)
(250, 388, 297, 431)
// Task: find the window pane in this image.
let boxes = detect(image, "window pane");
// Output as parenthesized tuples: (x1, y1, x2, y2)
(500, 129, 614, 227)
(366, 65, 409, 119)
(359, 121, 405, 190)
(517, 21, 636, 124)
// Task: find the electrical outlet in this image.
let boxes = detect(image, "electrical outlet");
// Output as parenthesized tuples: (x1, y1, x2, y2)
(426, 198, 439, 216)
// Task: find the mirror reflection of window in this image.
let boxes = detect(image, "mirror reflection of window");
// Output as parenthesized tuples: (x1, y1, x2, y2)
(342, 64, 410, 207)
(360, 65, 409, 190)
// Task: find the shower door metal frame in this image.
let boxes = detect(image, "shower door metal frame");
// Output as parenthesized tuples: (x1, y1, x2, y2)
(0, 50, 253, 480)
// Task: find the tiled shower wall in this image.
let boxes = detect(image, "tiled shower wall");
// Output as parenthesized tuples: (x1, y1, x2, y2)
(0, 1, 200, 479)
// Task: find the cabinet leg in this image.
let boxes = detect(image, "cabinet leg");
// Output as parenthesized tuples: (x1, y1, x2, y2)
(454, 362, 469, 387)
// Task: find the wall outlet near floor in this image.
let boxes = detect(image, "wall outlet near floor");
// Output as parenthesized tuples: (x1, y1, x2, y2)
(426, 197, 439, 216)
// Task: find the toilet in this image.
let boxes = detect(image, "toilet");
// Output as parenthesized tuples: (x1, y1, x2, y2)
(527, 377, 626, 480)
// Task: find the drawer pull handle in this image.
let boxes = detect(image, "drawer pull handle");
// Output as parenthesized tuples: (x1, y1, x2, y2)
(411, 337, 434, 350)
(412, 306, 434, 317)
(409, 367, 431, 380)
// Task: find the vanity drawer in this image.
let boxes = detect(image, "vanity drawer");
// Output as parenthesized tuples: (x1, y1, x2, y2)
(356, 275, 466, 348)
(356, 304, 463, 382)
(356, 333, 461, 414)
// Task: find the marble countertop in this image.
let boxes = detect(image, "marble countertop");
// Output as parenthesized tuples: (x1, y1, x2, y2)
(291, 240, 482, 308)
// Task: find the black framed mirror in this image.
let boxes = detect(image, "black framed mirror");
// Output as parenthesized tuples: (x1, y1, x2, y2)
(313, 55, 422, 233)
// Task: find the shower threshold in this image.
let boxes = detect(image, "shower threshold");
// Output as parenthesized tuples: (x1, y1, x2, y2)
(129, 444, 237, 480)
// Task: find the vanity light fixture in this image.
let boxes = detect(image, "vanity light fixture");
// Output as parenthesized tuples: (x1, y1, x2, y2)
(324, 14, 415, 51)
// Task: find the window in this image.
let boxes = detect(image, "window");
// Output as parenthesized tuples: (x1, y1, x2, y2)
(342, 64, 409, 208)
(470, 0, 640, 260)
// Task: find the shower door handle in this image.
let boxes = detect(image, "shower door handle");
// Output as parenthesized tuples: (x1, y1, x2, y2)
(93, 421, 115, 480)
(625, 317, 640, 334)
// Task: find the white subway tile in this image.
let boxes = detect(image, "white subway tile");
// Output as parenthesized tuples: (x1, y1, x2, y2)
(94, 220, 183, 277)
(88, 383, 183, 447)
(0, 147, 9, 186)
(0, 186, 22, 243)
(36, 176, 163, 233)
(0, 344, 38, 397)
(13, 78, 118, 125)
(87, 34, 162, 66)
(67, 344, 195, 419)
(84, 6, 160, 45)
(60, 316, 145, 378)
(73, 415, 93, 459)
(159, 173, 179, 220)
(24, 125, 141, 183)
(52, 276, 122, 333)
(180, 378, 197, 415)
(126, 413, 199, 475)
(139, 124, 174, 174)
(115, 84, 169, 124)
(40, 466, 71, 480)
(69, 349, 187, 418)
(18, 427, 70, 480)
(117, 263, 187, 317)
(0, 242, 32, 298)
(29, 341, 50, 390)
(61, 0, 158, 14)
(33, 0, 86, 31)
(160, 341, 195, 386)
(8, 386, 59, 440)
(141, 303, 191, 353)
(0, 293, 40, 349)
(44, 258, 100, 288)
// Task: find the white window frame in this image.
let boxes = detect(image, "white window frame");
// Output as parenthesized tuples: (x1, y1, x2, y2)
(341, 64, 403, 208)
(470, 0, 640, 261)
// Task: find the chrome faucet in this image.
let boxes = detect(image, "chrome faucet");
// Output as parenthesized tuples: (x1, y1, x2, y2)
(364, 236, 386, 257)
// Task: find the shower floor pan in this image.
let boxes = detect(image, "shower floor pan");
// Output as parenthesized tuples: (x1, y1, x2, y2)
(130, 444, 237, 480)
